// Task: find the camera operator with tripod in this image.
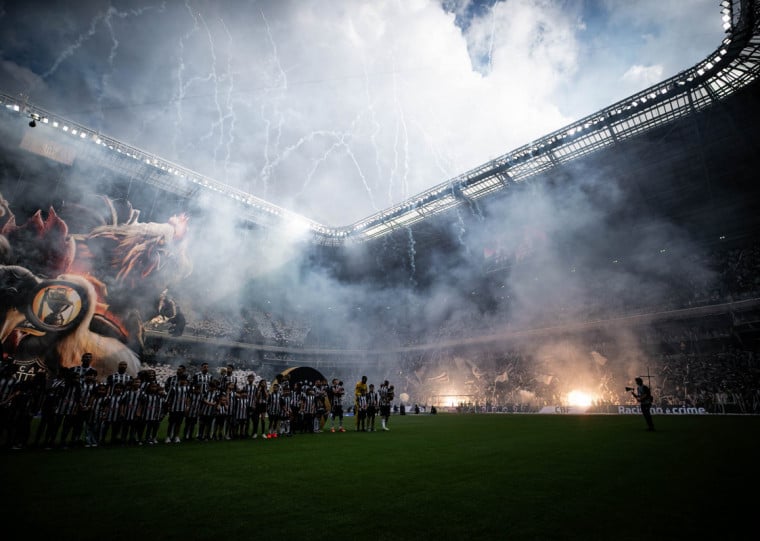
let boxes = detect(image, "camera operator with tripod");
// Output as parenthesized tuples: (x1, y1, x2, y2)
(628, 377, 655, 432)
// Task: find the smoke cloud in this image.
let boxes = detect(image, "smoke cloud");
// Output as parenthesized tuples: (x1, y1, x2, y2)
(0, 1, 729, 400)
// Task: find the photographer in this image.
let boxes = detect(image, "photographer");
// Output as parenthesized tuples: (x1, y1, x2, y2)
(629, 377, 655, 432)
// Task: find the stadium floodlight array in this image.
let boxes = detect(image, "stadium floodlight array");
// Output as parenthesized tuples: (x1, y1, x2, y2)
(0, 92, 328, 236)
(347, 0, 760, 242)
(1, 0, 759, 245)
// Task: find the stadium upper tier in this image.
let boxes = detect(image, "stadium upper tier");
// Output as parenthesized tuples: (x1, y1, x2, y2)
(1, 0, 758, 246)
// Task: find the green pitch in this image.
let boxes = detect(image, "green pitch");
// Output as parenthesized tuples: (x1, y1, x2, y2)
(2, 413, 758, 540)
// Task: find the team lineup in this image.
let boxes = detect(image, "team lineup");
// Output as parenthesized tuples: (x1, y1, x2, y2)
(0, 355, 396, 449)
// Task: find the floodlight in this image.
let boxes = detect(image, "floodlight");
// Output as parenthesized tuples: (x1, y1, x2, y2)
(390, 210, 422, 226)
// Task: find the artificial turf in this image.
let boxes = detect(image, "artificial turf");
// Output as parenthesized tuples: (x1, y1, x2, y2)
(2, 413, 758, 540)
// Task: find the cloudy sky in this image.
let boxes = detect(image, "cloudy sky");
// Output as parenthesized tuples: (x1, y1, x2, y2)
(0, 0, 724, 226)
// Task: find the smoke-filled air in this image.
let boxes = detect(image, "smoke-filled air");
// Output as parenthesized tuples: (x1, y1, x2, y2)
(2, 0, 743, 410)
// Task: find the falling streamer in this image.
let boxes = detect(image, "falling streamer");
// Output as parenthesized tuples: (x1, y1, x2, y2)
(389, 58, 411, 205)
(39, 12, 106, 83)
(172, 3, 204, 155)
(486, 5, 497, 74)
(407, 227, 417, 285)
(195, 12, 225, 169)
(258, 10, 289, 193)
(363, 58, 384, 199)
(218, 17, 237, 183)
(454, 208, 468, 253)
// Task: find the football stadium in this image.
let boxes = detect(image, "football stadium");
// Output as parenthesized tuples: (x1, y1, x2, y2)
(1, 1, 759, 539)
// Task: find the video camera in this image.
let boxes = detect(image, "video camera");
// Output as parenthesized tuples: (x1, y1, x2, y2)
(625, 386, 634, 392)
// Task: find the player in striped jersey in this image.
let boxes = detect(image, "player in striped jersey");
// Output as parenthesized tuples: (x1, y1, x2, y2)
(120, 377, 144, 445)
(198, 380, 220, 441)
(289, 382, 304, 435)
(379, 380, 394, 431)
(70, 352, 93, 381)
(329, 379, 346, 432)
(366, 383, 379, 432)
(140, 381, 165, 445)
(164, 375, 190, 443)
(315, 379, 329, 432)
(10, 378, 37, 449)
(266, 382, 284, 438)
(102, 382, 126, 445)
(73, 368, 98, 446)
(184, 382, 204, 441)
(356, 389, 368, 432)
(53, 369, 82, 449)
(279, 384, 292, 437)
(242, 374, 257, 437)
(221, 364, 238, 395)
(231, 387, 249, 439)
(139, 369, 160, 393)
(88, 384, 110, 447)
(301, 386, 316, 434)
(106, 361, 133, 395)
(0, 363, 17, 448)
(163, 365, 187, 393)
(213, 393, 230, 440)
(252, 379, 268, 439)
(192, 362, 213, 393)
(354, 375, 368, 430)
(36, 371, 65, 449)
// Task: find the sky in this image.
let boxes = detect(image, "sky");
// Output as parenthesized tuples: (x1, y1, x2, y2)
(0, 0, 725, 227)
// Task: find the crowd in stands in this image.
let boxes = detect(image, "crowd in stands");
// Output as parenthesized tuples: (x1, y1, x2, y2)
(145, 343, 255, 372)
(395, 331, 760, 414)
(142, 323, 760, 419)
(655, 348, 760, 412)
(720, 242, 760, 299)
(174, 308, 310, 348)
(455, 240, 760, 338)
(161, 240, 760, 355)
(181, 312, 263, 343)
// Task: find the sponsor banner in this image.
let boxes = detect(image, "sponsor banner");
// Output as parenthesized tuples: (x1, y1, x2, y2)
(20, 130, 77, 165)
(538, 404, 709, 415)
(539, 406, 589, 414)
(617, 405, 708, 415)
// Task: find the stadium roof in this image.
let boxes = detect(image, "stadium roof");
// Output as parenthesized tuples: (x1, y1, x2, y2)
(1, 0, 758, 247)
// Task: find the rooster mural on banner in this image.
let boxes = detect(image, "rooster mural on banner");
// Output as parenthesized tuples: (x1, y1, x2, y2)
(0, 192, 192, 382)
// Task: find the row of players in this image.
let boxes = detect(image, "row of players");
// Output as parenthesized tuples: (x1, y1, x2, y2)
(0, 356, 395, 450)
